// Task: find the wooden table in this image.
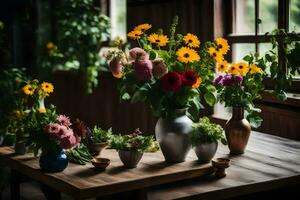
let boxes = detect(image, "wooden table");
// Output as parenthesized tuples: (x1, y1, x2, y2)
(1, 131, 300, 200)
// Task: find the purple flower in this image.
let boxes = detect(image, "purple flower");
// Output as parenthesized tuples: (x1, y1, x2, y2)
(221, 75, 234, 86)
(214, 75, 224, 84)
(56, 115, 72, 127)
(134, 59, 153, 81)
(129, 47, 149, 60)
(233, 75, 243, 85)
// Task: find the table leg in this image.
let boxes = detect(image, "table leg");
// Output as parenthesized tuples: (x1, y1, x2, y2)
(40, 183, 61, 200)
(10, 170, 20, 200)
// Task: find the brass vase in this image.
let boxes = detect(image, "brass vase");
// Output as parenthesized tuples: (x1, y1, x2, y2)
(225, 107, 251, 154)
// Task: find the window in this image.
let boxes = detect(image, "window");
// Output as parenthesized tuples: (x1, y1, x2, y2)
(227, 0, 300, 80)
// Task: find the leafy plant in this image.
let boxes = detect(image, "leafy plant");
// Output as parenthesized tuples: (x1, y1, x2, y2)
(109, 129, 159, 153)
(89, 126, 113, 144)
(42, 0, 110, 94)
(191, 117, 227, 146)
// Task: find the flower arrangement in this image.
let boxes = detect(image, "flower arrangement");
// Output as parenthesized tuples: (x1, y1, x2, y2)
(109, 129, 159, 153)
(191, 117, 227, 146)
(106, 17, 228, 119)
(213, 57, 266, 127)
(84, 126, 113, 144)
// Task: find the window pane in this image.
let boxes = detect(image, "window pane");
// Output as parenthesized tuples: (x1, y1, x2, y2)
(110, 0, 127, 40)
(233, 0, 255, 34)
(232, 43, 256, 62)
(259, 0, 278, 33)
(290, 0, 300, 32)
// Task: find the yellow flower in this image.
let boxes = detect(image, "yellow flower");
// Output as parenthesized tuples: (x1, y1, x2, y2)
(183, 33, 200, 48)
(147, 33, 169, 47)
(215, 38, 230, 55)
(176, 47, 200, 63)
(134, 23, 152, 32)
(113, 73, 123, 79)
(249, 64, 263, 74)
(216, 60, 229, 73)
(233, 62, 249, 76)
(192, 77, 202, 89)
(208, 47, 224, 63)
(41, 82, 54, 94)
(14, 110, 22, 119)
(22, 84, 35, 96)
(46, 42, 55, 50)
(38, 108, 47, 113)
(228, 65, 240, 75)
(127, 30, 143, 40)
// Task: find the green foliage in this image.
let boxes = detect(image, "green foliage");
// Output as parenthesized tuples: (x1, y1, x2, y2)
(65, 143, 93, 165)
(42, 0, 110, 94)
(0, 68, 28, 143)
(109, 134, 159, 153)
(91, 126, 112, 143)
(191, 117, 227, 146)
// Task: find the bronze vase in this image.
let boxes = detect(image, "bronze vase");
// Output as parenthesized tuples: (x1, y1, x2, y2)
(225, 107, 251, 154)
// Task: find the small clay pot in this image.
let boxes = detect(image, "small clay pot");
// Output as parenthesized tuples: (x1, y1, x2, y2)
(88, 143, 108, 157)
(118, 150, 143, 168)
(91, 158, 110, 171)
(212, 157, 230, 178)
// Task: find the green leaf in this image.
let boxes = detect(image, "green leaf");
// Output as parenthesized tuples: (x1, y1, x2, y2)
(121, 93, 130, 100)
(243, 55, 252, 63)
(205, 85, 216, 93)
(204, 92, 216, 106)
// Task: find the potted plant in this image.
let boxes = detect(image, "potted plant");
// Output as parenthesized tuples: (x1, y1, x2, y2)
(106, 17, 223, 162)
(110, 129, 158, 168)
(83, 126, 112, 156)
(191, 117, 227, 163)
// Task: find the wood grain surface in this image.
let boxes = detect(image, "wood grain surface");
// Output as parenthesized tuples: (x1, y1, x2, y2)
(0, 145, 214, 199)
(148, 131, 300, 200)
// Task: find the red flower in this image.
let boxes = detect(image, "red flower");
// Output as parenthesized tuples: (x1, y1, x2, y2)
(160, 72, 182, 92)
(181, 70, 198, 86)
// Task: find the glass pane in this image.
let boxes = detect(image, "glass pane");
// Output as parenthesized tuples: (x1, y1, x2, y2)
(110, 0, 127, 40)
(232, 43, 256, 62)
(259, 0, 278, 33)
(290, 0, 300, 32)
(234, 0, 255, 34)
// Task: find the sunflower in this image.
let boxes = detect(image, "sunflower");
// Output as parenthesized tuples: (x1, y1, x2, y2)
(228, 65, 240, 75)
(22, 84, 35, 96)
(215, 38, 230, 55)
(216, 60, 229, 73)
(127, 30, 143, 40)
(249, 64, 263, 75)
(233, 62, 249, 76)
(192, 77, 202, 89)
(208, 47, 224, 63)
(147, 33, 169, 46)
(41, 82, 54, 94)
(183, 33, 200, 48)
(176, 47, 200, 63)
(38, 108, 47, 113)
(134, 23, 152, 32)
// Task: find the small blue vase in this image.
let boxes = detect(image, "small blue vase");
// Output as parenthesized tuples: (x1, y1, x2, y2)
(39, 149, 68, 173)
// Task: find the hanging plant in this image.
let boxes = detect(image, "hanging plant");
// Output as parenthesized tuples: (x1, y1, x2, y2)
(42, 0, 110, 94)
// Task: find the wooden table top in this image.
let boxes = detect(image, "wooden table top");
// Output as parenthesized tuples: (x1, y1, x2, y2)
(148, 131, 300, 200)
(0, 143, 213, 199)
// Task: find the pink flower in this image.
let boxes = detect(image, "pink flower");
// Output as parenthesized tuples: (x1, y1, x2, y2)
(60, 135, 78, 149)
(152, 58, 168, 78)
(134, 59, 153, 81)
(129, 47, 149, 60)
(109, 57, 123, 76)
(56, 115, 72, 127)
(45, 123, 61, 136)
